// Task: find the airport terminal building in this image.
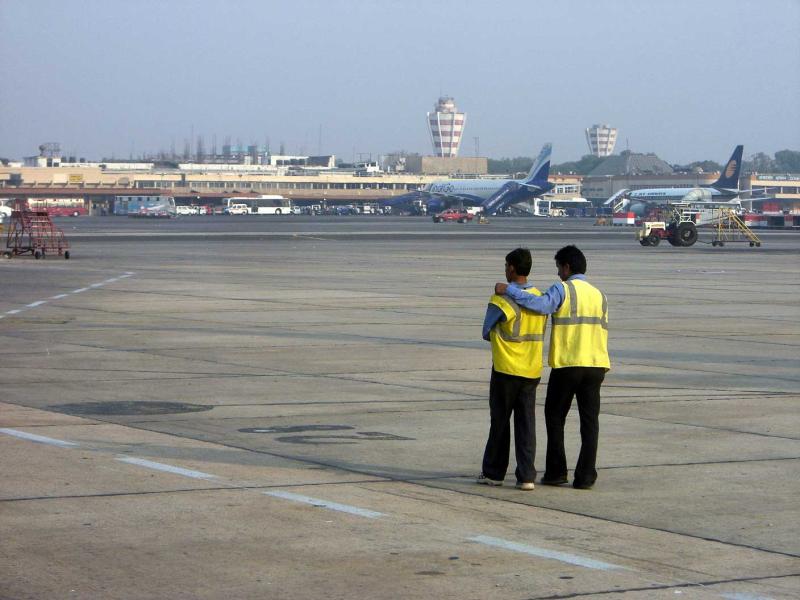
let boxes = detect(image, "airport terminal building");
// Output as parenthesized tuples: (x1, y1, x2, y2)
(0, 164, 441, 210)
(1, 152, 798, 220)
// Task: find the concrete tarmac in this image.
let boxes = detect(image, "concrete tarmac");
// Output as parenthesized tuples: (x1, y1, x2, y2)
(1, 216, 799, 599)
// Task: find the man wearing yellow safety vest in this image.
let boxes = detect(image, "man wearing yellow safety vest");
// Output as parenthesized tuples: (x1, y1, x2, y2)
(495, 245, 609, 490)
(477, 248, 548, 491)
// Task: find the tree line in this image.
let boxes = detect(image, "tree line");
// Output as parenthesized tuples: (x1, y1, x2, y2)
(488, 150, 800, 176)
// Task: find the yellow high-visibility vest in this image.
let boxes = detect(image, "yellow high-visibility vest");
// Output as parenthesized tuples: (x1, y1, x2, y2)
(489, 288, 547, 378)
(549, 278, 610, 369)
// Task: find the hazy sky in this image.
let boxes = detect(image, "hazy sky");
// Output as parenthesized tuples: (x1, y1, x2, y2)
(1, 0, 798, 164)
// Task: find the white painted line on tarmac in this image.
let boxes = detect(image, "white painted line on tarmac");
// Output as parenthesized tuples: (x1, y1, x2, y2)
(265, 490, 384, 519)
(116, 456, 218, 480)
(0, 428, 78, 448)
(0, 273, 137, 322)
(469, 535, 626, 571)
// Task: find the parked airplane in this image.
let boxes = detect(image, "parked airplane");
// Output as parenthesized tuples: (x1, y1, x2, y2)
(606, 145, 768, 214)
(383, 143, 553, 215)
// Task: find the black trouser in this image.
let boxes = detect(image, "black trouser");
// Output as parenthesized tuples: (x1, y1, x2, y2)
(481, 369, 540, 483)
(543, 367, 606, 486)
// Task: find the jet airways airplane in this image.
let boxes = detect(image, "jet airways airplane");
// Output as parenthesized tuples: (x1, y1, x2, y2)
(606, 145, 769, 214)
(384, 143, 553, 215)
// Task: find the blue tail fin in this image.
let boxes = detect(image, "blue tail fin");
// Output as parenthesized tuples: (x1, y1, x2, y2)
(524, 143, 552, 184)
(711, 145, 743, 190)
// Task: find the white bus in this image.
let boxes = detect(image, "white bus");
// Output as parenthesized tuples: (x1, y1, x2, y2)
(533, 197, 592, 217)
(224, 195, 291, 215)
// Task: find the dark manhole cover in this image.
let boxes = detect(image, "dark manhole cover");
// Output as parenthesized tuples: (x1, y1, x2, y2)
(52, 401, 213, 416)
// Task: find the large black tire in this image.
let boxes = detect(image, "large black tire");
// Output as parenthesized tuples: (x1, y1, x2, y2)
(676, 222, 698, 247)
(639, 239, 650, 246)
(648, 234, 660, 246)
(34, 249, 42, 260)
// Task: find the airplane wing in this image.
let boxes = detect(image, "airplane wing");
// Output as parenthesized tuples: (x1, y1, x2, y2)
(737, 195, 774, 202)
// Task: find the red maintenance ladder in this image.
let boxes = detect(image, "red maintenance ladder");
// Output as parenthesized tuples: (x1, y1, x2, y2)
(3, 202, 70, 260)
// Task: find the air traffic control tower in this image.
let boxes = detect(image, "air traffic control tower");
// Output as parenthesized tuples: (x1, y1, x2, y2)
(585, 124, 618, 157)
(427, 96, 465, 158)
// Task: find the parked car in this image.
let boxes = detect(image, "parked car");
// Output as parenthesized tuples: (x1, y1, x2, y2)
(225, 204, 250, 215)
(433, 208, 473, 223)
(334, 205, 359, 216)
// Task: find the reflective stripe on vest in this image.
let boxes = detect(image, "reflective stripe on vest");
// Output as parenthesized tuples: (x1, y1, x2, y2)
(494, 297, 545, 342)
(550, 280, 608, 330)
(489, 291, 547, 378)
(549, 279, 610, 369)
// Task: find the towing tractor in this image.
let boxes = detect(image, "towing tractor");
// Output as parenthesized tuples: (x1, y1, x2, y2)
(637, 215, 698, 247)
(637, 205, 762, 248)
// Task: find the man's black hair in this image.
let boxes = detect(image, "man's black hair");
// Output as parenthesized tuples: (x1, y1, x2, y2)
(506, 247, 532, 276)
(554, 245, 586, 274)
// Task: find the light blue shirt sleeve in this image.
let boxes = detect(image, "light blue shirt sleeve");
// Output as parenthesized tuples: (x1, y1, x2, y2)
(482, 304, 505, 341)
(505, 280, 567, 314)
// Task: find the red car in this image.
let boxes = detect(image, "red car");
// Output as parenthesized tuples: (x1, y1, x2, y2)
(433, 208, 473, 223)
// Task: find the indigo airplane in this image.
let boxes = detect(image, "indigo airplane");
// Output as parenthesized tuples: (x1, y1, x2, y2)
(384, 143, 553, 215)
(606, 145, 769, 214)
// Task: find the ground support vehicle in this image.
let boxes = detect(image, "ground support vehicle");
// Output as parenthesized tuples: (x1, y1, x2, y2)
(637, 206, 761, 248)
(637, 219, 698, 247)
(710, 208, 762, 247)
(3, 206, 70, 260)
(637, 221, 669, 246)
(637, 206, 699, 247)
(432, 208, 473, 223)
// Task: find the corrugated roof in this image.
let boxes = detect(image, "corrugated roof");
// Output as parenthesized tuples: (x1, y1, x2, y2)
(588, 152, 674, 177)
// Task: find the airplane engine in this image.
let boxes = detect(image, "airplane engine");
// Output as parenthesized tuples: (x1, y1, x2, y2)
(681, 188, 714, 203)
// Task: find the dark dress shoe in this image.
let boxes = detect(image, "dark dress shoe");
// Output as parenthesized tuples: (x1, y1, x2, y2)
(572, 481, 594, 490)
(540, 477, 568, 486)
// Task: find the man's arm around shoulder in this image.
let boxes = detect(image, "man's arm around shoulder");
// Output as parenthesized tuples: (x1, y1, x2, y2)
(494, 281, 565, 315)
